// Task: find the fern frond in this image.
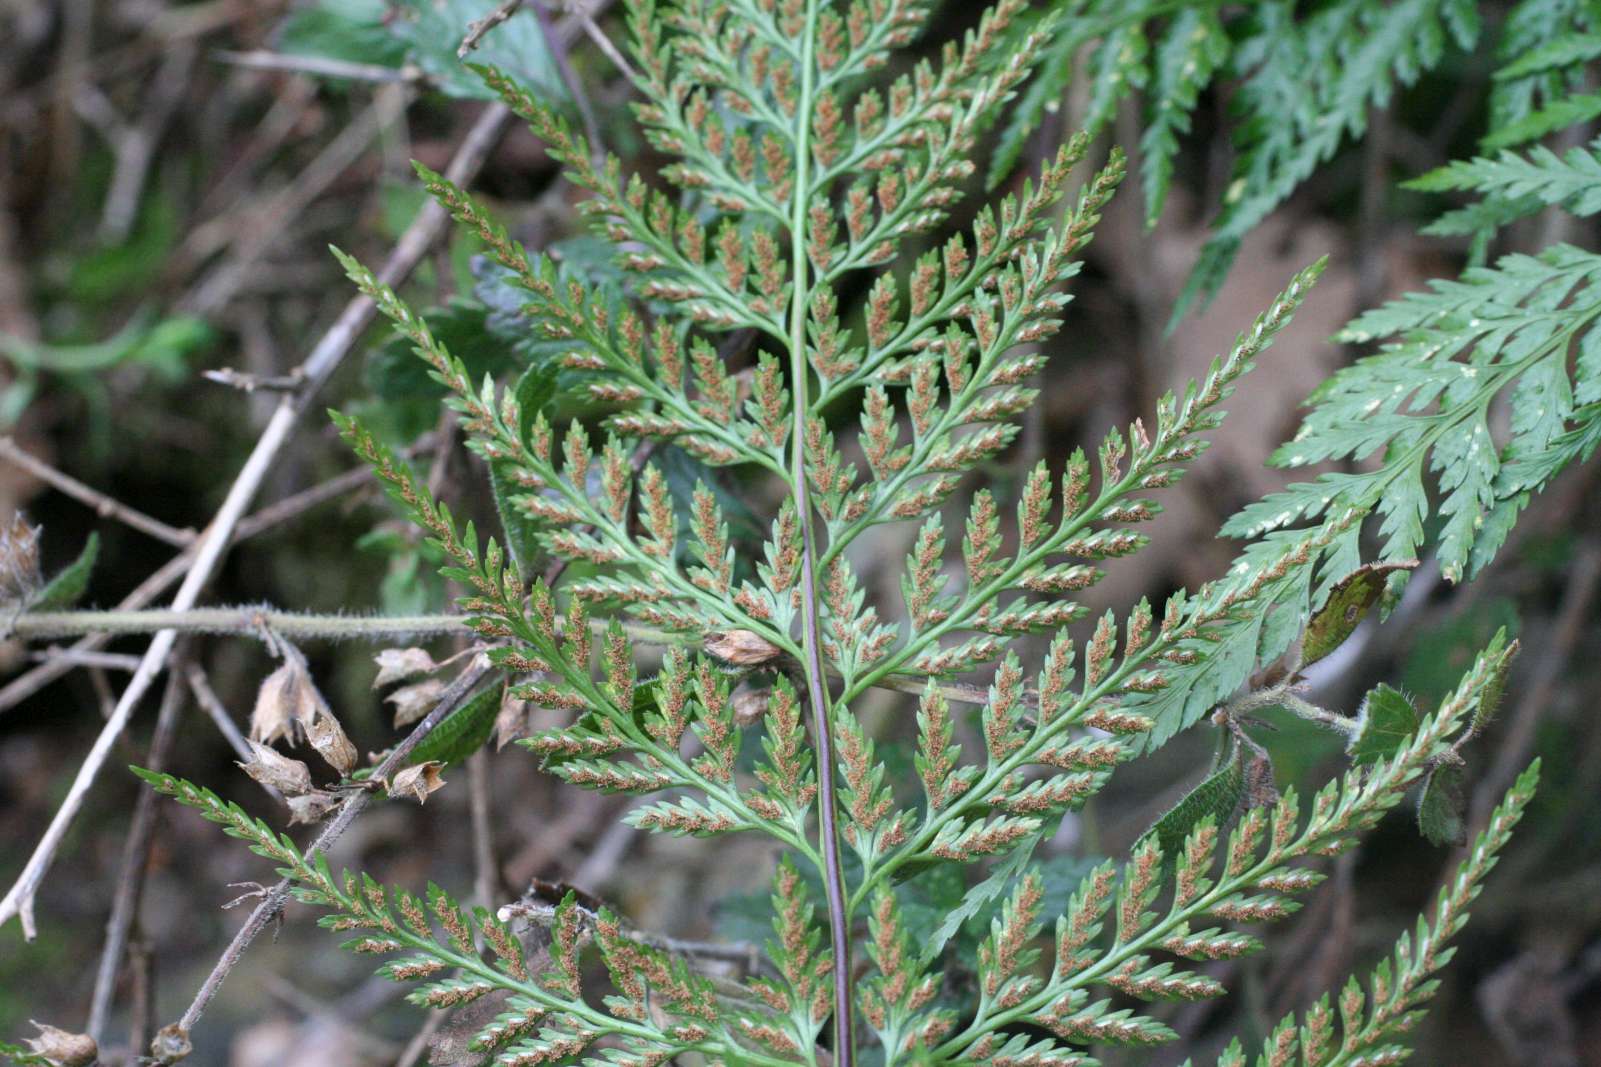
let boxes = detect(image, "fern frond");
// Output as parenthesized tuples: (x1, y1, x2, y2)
(1138, 8, 1229, 226)
(932, 636, 1519, 1060)
(1223, 244, 1601, 584)
(1174, 0, 1477, 321)
(987, 0, 1478, 319)
(1407, 138, 1601, 217)
(1204, 759, 1539, 1067)
(112, 2, 1581, 1064)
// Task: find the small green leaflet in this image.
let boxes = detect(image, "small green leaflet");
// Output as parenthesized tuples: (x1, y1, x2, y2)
(1301, 560, 1418, 667)
(1136, 749, 1245, 860)
(1493, 32, 1601, 81)
(1417, 759, 1467, 846)
(1469, 628, 1518, 738)
(34, 532, 98, 610)
(0, 1038, 49, 1065)
(1346, 684, 1420, 765)
(923, 833, 1041, 964)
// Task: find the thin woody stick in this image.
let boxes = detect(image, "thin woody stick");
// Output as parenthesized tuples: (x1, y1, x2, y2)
(87, 663, 189, 1044)
(0, 101, 515, 940)
(0, 436, 195, 548)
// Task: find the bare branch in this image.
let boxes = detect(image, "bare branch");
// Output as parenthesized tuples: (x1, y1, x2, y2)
(0, 435, 196, 548)
(87, 664, 189, 1043)
(0, 101, 515, 940)
(212, 48, 430, 86)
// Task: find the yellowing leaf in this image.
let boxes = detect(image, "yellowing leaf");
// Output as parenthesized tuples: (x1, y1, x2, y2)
(1301, 560, 1418, 668)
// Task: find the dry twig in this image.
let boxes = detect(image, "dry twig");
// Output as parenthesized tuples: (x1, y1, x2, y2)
(0, 435, 196, 548)
(0, 101, 515, 940)
(458, 0, 527, 57)
(87, 664, 189, 1044)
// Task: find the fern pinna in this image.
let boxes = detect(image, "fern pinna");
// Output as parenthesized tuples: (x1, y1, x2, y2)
(128, 1, 1546, 1065)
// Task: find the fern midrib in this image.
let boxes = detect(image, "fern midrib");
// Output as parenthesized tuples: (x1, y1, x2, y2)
(784, 1, 858, 1062)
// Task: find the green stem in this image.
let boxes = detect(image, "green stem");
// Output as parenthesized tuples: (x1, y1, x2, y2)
(785, 1, 856, 1061)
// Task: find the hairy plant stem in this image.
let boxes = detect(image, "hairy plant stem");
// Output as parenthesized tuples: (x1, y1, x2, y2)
(10, 608, 478, 641)
(785, 0, 854, 1060)
(10, 607, 1008, 709)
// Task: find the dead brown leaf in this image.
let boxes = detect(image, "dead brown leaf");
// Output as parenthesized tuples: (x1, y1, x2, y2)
(373, 646, 441, 688)
(249, 662, 316, 744)
(386, 760, 447, 803)
(306, 708, 359, 776)
(237, 740, 313, 796)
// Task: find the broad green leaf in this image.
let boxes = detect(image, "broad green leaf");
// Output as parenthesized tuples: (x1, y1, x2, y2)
(1137, 750, 1245, 859)
(1417, 760, 1467, 846)
(398, 676, 503, 768)
(391, 0, 565, 102)
(278, 0, 568, 103)
(279, 0, 407, 68)
(1302, 560, 1418, 667)
(1346, 684, 1420, 765)
(35, 532, 98, 610)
